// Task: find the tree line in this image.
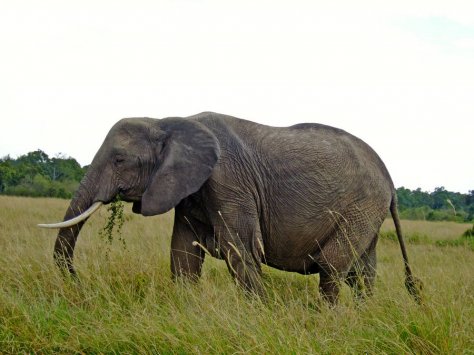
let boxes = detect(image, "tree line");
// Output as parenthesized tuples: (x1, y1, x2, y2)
(397, 186, 473, 223)
(0, 150, 473, 222)
(0, 150, 86, 199)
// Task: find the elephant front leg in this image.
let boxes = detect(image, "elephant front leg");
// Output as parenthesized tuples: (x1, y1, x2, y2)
(224, 245, 264, 297)
(170, 214, 205, 281)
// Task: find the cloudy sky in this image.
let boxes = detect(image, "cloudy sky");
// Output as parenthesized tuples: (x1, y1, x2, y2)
(1, 0, 473, 193)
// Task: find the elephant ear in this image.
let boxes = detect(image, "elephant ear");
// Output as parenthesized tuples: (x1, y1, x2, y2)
(140, 118, 220, 216)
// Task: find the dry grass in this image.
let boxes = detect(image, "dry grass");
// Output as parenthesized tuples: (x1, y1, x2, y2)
(381, 218, 472, 242)
(1, 196, 473, 353)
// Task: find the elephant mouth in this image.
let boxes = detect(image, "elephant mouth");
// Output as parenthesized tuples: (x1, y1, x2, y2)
(116, 192, 143, 214)
(118, 194, 141, 203)
(117, 187, 143, 202)
(132, 201, 142, 214)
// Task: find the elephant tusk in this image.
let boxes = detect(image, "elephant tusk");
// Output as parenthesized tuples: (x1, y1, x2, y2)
(38, 202, 103, 229)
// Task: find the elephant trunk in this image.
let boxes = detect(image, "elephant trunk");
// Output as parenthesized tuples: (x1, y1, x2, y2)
(52, 172, 101, 276)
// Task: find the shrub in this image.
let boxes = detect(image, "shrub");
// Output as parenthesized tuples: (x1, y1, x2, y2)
(462, 225, 474, 239)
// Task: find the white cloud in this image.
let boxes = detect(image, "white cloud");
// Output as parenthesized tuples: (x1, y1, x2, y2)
(453, 37, 474, 49)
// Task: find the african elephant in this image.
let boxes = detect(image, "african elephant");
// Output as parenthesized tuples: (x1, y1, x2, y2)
(39, 112, 422, 304)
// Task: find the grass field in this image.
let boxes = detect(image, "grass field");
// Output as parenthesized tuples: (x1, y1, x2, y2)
(1, 196, 473, 354)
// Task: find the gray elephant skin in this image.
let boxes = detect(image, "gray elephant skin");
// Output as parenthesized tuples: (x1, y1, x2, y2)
(41, 112, 422, 304)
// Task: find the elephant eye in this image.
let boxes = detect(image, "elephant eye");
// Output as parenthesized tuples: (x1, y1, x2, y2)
(115, 156, 126, 164)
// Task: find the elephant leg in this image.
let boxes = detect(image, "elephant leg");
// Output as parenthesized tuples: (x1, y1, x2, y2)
(346, 235, 377, 300)
(170, 214, 205, 280)
(315, 231, 355, 305)
(319, 270, 341, 306)
(215, 210, 265, 297)
(224, 247, 264, 297)
(317, 209, 382, 304)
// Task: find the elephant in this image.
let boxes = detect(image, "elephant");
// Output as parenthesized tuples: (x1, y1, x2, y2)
(39, 112, 422, 305)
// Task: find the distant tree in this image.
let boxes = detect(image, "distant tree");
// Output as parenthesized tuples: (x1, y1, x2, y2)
(396, 186, 473, 223)
(396, 187, 432, 211)
(467, 191, 474, 221)
(466, 190, 474, 206)
(412, 188, 433, 207)
(49, 156, 83, 181)
(0, 157, 16, 192)
(0, 150, 85, 199)
(432, 186, 449, 209)
(396, 187, 413, 210)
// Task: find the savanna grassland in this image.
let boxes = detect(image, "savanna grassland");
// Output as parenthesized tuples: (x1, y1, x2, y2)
(0, 196, 473, 354)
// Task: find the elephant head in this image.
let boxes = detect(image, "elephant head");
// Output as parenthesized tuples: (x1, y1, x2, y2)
(39, 117, 220, 276)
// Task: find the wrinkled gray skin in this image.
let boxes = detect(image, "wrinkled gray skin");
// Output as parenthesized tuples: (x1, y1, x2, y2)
(54, 112, 421, 304)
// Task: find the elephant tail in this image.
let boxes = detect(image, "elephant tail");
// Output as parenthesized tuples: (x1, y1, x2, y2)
(390, 194, 424, 304)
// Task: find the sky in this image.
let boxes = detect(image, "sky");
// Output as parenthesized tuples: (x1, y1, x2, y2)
(1, 0, 473, 193)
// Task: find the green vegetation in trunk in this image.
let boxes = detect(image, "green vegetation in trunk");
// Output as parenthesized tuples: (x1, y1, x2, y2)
(99, 197, 126, 252)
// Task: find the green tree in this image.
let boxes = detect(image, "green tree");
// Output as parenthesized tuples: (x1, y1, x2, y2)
(466, 191, 474, 221)
(0, 157, 16, 192)
(49, 154, 83, 182)
(0, 150, 85, 199)
(396, 187, 413, 210)
(432, 186, 449, 209)
(396, 186, 473, 223)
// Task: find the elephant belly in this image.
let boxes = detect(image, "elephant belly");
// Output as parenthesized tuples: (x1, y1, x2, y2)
(262, 228, 332, 275)
(264, 256, 322, 275)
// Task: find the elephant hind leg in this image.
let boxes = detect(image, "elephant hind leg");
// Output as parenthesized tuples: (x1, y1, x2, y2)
(314, 218, 380, 305)
(319, 242, 376, 306)
(345, 235, 377, 300)
(319, 270, 341, 306)
(316, 203, 383, 306)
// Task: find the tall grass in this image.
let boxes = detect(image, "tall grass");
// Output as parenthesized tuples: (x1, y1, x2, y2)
(1, 196, 473, 353)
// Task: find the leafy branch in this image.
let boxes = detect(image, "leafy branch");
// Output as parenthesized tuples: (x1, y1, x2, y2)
(99, 196, 126, 252)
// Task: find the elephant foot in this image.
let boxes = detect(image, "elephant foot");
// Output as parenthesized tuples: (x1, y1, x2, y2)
(319, 273, 340, 306)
